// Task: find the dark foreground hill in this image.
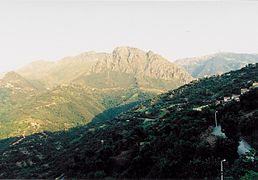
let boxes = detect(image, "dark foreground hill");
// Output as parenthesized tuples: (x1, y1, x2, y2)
(0, 64, 257, 179)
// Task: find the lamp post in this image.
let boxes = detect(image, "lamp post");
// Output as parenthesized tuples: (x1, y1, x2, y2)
(221, 159, 226, 180)
(215, 111, 218, 127)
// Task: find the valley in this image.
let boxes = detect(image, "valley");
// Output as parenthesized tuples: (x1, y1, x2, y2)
(0, 47, 192, 139)
(0, 63, 257, 179)
(1, 1, 258, 179)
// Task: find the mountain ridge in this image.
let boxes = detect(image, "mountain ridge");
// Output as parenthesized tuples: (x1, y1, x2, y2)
(17, 47, 193, 89)
(0, 47, 192, 139)
(175, 52, 258, 78)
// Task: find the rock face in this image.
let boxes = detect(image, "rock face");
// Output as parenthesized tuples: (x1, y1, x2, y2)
(91, 47, 192, 83)
(18, 47, 193, 89)
(175, 52, 258, 78)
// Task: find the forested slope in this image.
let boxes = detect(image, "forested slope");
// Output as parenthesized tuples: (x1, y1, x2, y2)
(0, 64, 257, 179)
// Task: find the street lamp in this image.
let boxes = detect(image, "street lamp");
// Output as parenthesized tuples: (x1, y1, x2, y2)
(215, 111, 218, 127)
(221, 159, 226, 180)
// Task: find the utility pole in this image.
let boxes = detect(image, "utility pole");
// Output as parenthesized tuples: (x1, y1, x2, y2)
(215, 111, 218, 127)
(221, 159, 226, 180)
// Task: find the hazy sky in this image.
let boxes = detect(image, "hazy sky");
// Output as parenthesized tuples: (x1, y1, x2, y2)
(0, 0, 258, 72)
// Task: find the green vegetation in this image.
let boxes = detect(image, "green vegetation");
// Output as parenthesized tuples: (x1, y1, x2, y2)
(0, 47, 191, 139)
(0, 64, 257, 178)
(0, 83, 156, 138)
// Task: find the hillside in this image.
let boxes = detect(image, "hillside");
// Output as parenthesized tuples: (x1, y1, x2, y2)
(0, 76, 155, 139)
(0, 47, 192, 139)
(0, 71, 37, 91)
(0, 64, 256, 179)
(175, 52, 258, 78)
(0, 71, 39, 111)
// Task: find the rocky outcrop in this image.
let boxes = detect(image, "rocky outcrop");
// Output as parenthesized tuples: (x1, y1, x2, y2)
(91, 47, 193, 83)
(18, 47, 193, 88)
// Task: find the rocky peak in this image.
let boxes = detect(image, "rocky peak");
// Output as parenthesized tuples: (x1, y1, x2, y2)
(113, 47, 146, 57)
(92, 47, 193, 83)
(17, 47, 193, 88)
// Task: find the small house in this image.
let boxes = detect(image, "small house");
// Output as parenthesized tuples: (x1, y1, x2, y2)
(215, 100, 224, 105)
(193, 107, 202, 111)
(247, 63, 256, 68)
(251, 82, 258, 88)
(241, 88, 249, 95)
(224, 97, 231, 102)
(231, 94, 240, 101)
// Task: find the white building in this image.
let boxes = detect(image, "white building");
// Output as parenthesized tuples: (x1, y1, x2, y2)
(241, 88, 249, 95)
(224, 97, 231, 102)
(231, 94, 240, 101)
(251, 82, 258, 88)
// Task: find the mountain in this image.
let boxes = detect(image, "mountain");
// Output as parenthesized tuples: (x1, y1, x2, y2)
(0, 64, 256, 179)
(0, 47, 192, 139)
(17, 60, 55, 79)
(175, 52, 258, 78)
(17, 60, 55, 89)
(18, 47, 193, 90)
(0, 71, 37, 90)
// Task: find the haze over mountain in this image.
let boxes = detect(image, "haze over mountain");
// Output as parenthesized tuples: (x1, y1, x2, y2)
(0, 47, 192, 139)
(175, 52, 258, 78)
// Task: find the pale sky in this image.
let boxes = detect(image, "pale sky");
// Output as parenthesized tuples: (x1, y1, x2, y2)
(0, 0, 258, 72)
